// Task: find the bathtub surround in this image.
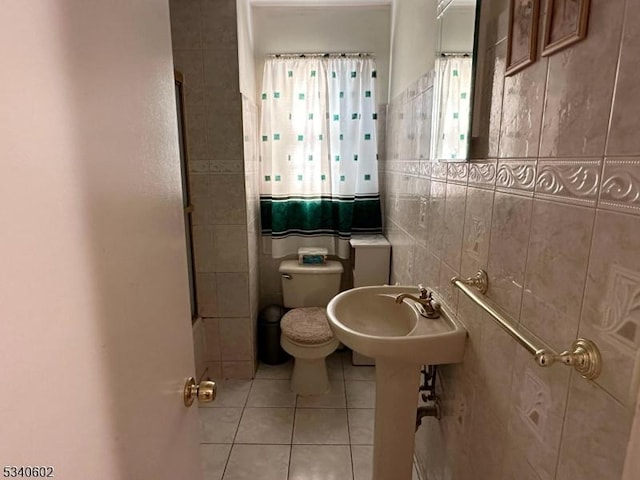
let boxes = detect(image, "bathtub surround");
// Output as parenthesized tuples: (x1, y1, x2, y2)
(383, 0, 639, 478)
(170, 0, 259, 379)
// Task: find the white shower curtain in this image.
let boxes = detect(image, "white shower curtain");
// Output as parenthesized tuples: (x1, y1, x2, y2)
(259, 56, 382, 258)
(434, 56, 472, 160)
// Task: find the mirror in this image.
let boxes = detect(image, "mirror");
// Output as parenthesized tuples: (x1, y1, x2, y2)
(431, 0, 480, 162)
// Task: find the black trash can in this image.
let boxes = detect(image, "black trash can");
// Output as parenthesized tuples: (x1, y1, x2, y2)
(258, 304, 291, 365)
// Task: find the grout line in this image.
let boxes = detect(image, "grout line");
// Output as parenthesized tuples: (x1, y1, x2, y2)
(342, 353, 356, 480)
(573, 202, 600, 348)
(603, 0, 631, 157)
(219, 443, 232, 480)
(288, 398, 296, 480)
(514, 193, 536, 327)
(553, 370, 575, 477)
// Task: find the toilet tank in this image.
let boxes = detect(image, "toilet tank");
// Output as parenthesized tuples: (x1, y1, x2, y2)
(279, 260, 343, 308)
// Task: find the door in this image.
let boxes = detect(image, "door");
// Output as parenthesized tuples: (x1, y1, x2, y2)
(0, 2, 202, 479)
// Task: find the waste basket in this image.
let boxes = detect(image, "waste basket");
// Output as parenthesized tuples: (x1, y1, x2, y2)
(257, 304, 290, 365)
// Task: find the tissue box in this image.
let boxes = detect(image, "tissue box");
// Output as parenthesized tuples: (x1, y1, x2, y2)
(298, 247, 328, 265)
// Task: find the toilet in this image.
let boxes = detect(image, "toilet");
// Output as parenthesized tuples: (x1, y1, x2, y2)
(279, 259, 343, 395)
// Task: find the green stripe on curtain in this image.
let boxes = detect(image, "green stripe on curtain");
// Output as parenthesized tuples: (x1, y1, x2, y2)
(260, 197, 382, 238)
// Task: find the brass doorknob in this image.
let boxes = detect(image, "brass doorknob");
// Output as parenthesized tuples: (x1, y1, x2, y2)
(183, 377, 217, 407)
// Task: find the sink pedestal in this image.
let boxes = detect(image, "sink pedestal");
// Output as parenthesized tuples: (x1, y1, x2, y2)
(373, 358, 422, 480)
(326, 286, 467, 480)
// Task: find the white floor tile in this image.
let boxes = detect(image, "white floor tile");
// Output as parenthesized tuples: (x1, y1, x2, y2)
(246, 379, 297, 407)
(235, 408, 294, 444)
(351, 445, 373, 480)
(348, 408, 375, 445)
(293, 408, 349, 445)
(296, 380, 346, 408)
(200, 407, 243, 444)
(201, 444, 231, 480)
(352, 445, 422, 480)
(198, 361, 408, 480)
(222, 444, 290, 480)
(289, 445, 352, 480)
(255, 360, 293, 380)
(200, 379, 252, 408)
(345, 381, 376, 408)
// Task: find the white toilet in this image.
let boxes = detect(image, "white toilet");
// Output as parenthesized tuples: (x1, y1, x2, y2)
(279, 259, 343, 395)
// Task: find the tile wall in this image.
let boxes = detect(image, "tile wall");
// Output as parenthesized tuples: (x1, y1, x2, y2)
(383, 0, 639, 478)
(170, 0, 258, 379)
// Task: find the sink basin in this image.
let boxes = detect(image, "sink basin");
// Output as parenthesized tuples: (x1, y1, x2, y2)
(326, 285, 466, 365)
(326, 285, 467, 480)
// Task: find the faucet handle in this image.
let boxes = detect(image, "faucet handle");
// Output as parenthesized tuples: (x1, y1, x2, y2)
(417, 284, 430, 299)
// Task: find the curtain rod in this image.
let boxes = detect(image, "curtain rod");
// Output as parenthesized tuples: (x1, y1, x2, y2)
(439, 52, 471, 57)
(269, 53, 373, 58)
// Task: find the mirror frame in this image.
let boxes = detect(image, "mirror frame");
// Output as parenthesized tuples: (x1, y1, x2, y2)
(434, 0, 483, 163)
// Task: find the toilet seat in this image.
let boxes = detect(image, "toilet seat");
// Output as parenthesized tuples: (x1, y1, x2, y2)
(281, 307, 334, 345)
(279, 307, 338, 395)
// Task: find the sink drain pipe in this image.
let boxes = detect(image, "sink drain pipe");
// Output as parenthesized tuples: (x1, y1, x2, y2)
(416, 365, 441, 430)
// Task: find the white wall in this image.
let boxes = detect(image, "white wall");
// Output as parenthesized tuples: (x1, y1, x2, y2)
(439, 6, 476, 53)
(252, 5, 392, 103)
(388, 0, 437, 99)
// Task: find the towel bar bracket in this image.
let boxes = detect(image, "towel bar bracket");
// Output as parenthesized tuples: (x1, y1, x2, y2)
(534, 339, 602, 380)
(454, 270, 488, 294)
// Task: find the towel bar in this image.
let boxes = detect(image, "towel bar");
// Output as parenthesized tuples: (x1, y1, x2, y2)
(451, 270, 602, 380)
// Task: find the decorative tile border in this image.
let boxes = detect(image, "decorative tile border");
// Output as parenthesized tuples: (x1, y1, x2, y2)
(496, 159, 537, 194)
(419, 160, 432, 178)
(407, 161, 420, 176)
(211, 160, 244, 173)
(383, 160, 421, 176)
(468, 160, 497, 189)
(535, 159, 601, 206)
(599, 158, 640, 215)
(188, 160, 210, 173)
(447, 163, 469, 185)
(431, 161, 448, 180)
(383, 157, 640, 212)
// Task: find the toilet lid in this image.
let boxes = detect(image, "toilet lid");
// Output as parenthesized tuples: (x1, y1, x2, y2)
(281, 307, 335, 345)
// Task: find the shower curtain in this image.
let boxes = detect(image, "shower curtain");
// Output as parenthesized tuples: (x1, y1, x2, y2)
(434, 56, 472, 160)
(259, 55, 382, 258)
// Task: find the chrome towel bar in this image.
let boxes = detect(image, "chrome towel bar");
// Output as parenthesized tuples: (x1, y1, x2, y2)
(451, 270, 602, 380)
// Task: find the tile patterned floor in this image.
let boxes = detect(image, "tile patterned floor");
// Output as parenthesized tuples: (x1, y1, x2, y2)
(198, 350, 420, 480)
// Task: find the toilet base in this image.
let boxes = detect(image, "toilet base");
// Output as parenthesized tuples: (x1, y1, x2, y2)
(291, 357, 330, 395)
(281, 335, 338, 396)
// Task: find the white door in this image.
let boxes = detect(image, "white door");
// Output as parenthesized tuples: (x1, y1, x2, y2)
(0, 2, 203, 479)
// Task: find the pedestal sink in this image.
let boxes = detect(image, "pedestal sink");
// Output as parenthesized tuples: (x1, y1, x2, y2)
(326, 286, 467, 480)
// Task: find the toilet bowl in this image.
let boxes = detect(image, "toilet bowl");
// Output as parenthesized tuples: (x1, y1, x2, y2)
(279, 260, 343, 395)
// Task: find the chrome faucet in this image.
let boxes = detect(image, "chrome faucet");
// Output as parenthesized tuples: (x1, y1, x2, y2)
(395, 284, 441, 319)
